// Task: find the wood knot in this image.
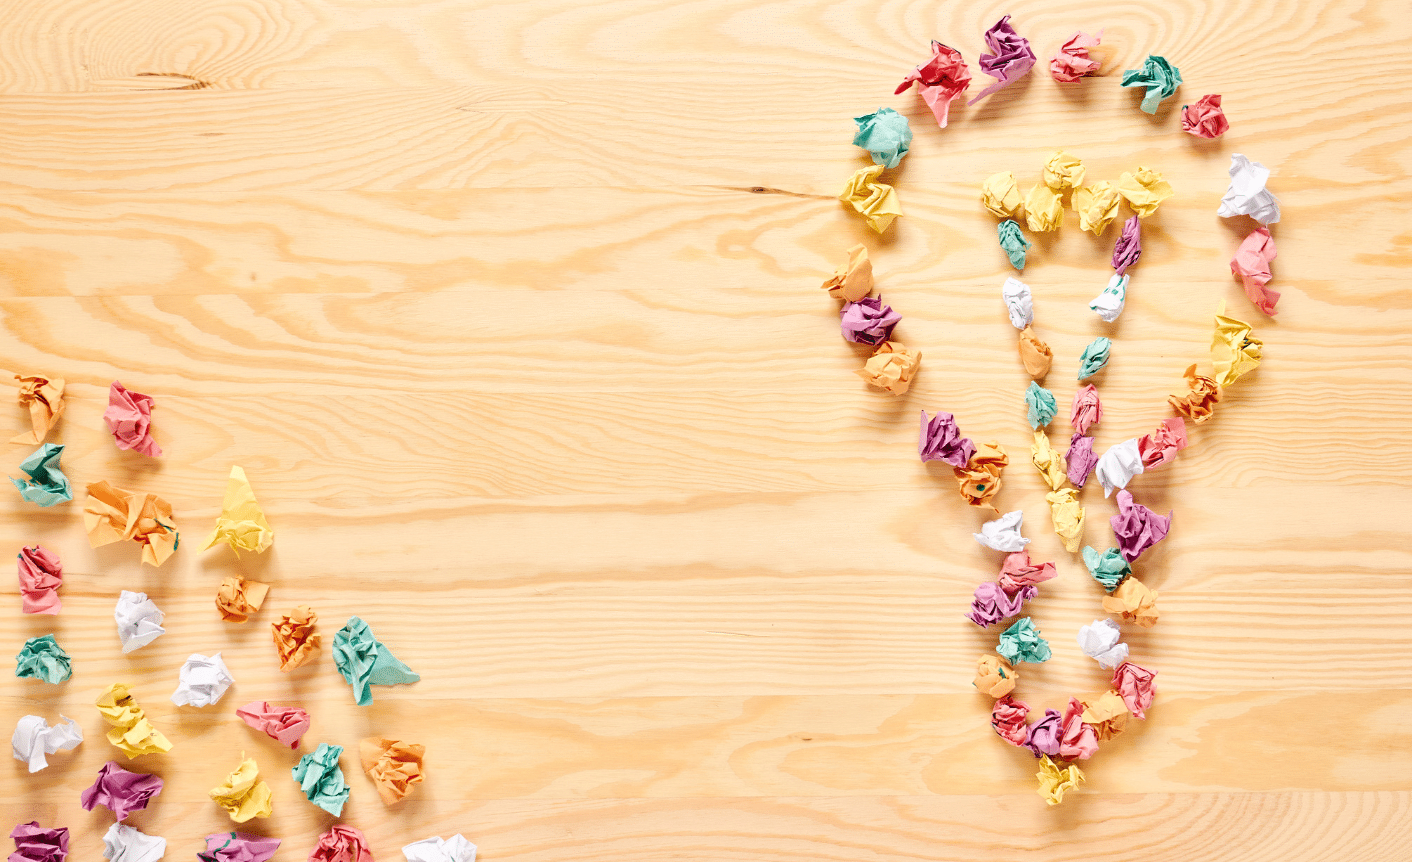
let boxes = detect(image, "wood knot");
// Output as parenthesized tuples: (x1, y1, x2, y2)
(92, 73, 209, 91)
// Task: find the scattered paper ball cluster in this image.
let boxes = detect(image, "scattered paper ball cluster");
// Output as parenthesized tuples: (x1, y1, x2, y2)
(8, 381, 477, 861)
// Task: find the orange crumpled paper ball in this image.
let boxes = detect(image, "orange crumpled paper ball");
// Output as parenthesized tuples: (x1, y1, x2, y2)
(857, 341, 922, 395)
(1167, 364, 1221, 424)
(360, 737, 426, 805)
(973, 655, 1018, 698)
(217, 576, 270, 623)
(954, 442, 1009, 512)
(272, 605, 320, 670)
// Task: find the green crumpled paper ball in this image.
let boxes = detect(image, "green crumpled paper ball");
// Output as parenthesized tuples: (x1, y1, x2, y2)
(852, 108, 913, 169)
(16, 634, 72, 683)
(333, 616, 421, 706)
(996, 617, 1052, 665)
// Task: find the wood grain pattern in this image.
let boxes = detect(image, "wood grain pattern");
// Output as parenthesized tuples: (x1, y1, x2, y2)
(1, 0, 1410, 859)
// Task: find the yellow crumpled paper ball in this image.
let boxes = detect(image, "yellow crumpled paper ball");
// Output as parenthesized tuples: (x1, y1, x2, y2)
(1036, 754, 1085, 805)
(981, 171, 1024, 218)
(1024, 183, 1064, 232)
(210, 753, 274, 823)
(839, 165, 903, 233)
(1073, 181, 1122, 235)
(1117, 165, 1174, 217)
(204, 466, 274, 555)
(1043, 151, 1086, 191)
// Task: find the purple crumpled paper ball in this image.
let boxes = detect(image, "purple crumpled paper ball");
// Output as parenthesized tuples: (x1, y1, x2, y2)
(1024, 708, 1064, 758)
(840, 296, 902, 346)
(919, 410, 976, 467)
(1111, 489, 1173, 562)
(969, 15, 1037, 104)
(966, 582, 1037, 627)
(1067, 434, 1099, 487)
(9, 823, 68, 862)
(1112, 215, 1142, 275)
(80, 761, 164, 821)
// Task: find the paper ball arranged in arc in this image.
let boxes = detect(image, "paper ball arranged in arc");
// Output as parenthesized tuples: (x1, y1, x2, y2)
(851, 107, 912, 169)
(895, 40, 971, 128)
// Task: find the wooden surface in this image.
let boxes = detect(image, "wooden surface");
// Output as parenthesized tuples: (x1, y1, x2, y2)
(2, 0, 1410, 859)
